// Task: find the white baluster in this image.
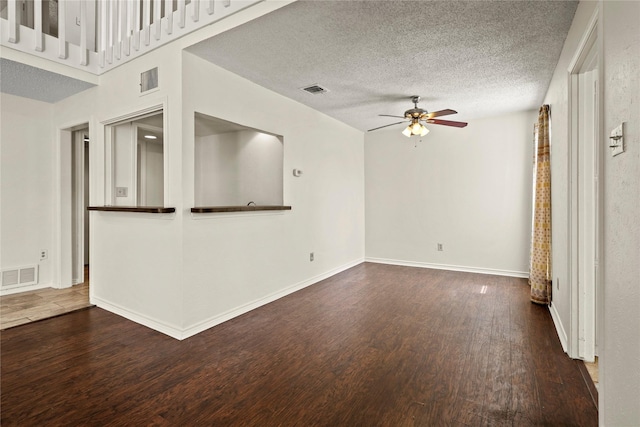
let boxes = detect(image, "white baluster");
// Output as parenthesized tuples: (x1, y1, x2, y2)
(165, 0, 173, 35)
(133, 0, 140, 51)
(178, 0, 185, 29)
(206, 0, 214, 15)
(34, 0, 43, 51)
(59, 0, 67, 59)
(8, 0, 18, 43)
(123, 0, 131, 56)
(143, 0, 150, 46)
(122, 0, 133, 56)
(192, 0, 200, 22)
(80, 0, 88, 65)
(114, 0, 121, 60)
(154, 0, 161, 40)
(98, 0, 106, 66)
(106, 0, 113, 64)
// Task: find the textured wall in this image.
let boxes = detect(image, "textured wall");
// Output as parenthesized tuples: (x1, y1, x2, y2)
(601, 1, 640, 425)
(364, 109, 536, 276)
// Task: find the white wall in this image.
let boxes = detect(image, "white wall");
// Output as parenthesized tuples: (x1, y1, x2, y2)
(195, 133, 240, 205)
(195, 129, 283, 206)
(601, 1, 640, 424)
(0, 93, 54, 292)
(365, 110, 536, 276)
(113, 123, 136, 206)
(181, 52, 365, 332)
(138, 139, 164, 206)
(236, 130, 283, 206)
(47, 40, 185, 334)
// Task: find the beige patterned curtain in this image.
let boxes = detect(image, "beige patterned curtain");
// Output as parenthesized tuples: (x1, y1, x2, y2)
(530, 105, 552, 304)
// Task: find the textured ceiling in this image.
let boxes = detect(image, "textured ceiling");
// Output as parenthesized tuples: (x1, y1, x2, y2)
(187, 0, 578, 132)
(0, 58, 95, 103)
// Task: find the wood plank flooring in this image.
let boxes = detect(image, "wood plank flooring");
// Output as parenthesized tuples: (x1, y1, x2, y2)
(0, 263, 597, 426)
(0, 280, 91, 330)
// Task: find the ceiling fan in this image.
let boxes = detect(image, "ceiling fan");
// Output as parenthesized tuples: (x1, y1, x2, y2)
(368, 96, 468, 137)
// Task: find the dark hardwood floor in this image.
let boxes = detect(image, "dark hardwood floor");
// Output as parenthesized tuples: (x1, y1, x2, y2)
(1, 263, 597, 426)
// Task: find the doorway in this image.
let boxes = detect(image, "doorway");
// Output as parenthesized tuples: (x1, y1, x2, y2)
(56, 122, 91, 294)
(71, 129, 90, 286)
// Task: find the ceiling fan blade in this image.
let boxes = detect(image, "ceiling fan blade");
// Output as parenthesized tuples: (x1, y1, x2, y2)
(379, 114, 406, 119)
(425, 109, 458, 119)
(426, 119, 468, 128)
(367, 121, 407, 132)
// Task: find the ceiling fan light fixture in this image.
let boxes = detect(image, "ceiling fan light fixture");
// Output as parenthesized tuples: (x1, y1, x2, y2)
(403, 121, 429, 137)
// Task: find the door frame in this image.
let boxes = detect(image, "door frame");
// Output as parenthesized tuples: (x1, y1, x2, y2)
(72, 129, 89, 284)
(55, 120, 91, 289)
(566, 8, 603, 362)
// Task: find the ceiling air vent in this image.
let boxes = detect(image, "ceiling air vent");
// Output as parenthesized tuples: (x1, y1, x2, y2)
(301, 84, 329, 95)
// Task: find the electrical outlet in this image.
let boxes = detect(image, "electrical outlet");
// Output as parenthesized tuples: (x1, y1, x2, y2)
(437, 243, 443, 251)
(40, 249, 48, 260)
(310, 252, 314, 262)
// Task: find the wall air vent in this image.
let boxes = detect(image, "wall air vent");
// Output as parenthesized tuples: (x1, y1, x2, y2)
(301, 84, 329, 95)
(140, 67, 159, 93)
(1, 265, 39, 289)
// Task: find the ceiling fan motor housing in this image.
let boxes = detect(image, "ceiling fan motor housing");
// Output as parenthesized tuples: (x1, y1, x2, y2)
(404, 108, 427, 119)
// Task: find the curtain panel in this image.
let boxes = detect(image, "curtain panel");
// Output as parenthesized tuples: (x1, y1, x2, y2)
(530, 105, 552, 304)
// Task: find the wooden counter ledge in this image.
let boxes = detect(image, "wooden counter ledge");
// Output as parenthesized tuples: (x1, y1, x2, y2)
(88, 206, 176, 213)
(191, 206, 292, 213)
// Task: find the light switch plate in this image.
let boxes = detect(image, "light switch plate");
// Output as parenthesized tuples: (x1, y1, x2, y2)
(610, 123, 624, 157)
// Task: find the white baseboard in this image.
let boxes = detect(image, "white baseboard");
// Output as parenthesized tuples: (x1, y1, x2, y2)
(549, 302, 568, 353)
(93, 257, 364, 340)
(365, 257, 529, 278)
(92, 296, 184, 340)
(0, 282, 51, 296)
(181, 257, 365, 340)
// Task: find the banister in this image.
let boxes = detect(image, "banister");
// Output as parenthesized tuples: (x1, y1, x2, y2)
(1, 0, 262, 75)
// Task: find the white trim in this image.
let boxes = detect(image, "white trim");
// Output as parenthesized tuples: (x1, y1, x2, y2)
(100, 99, 168, 207)
(100, 100, 165, 126)
(0, 282, 51, 297)
(365, 257, 529, 278)
(92, 296, 184, 340)
(55, 120, 92, 290)
(181, 257, 365, 340)
(72, 130, 87, 285)
(567, 8, 599, 73)
(549, 302, 568, 353)
(566, 6, 600, 360)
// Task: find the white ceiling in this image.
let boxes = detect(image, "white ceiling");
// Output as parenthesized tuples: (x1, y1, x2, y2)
(186, 0, 578, 132)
